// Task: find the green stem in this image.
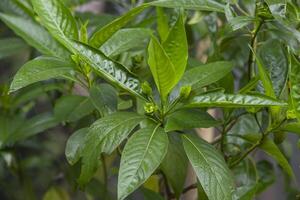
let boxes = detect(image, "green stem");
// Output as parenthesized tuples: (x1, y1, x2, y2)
(247, 19, 263, 81)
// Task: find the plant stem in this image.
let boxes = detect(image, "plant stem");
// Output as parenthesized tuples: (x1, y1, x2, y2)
(247, 19, 263, 81)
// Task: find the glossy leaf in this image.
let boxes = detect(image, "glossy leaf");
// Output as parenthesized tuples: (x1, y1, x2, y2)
(182, 134, 234, 200)
(228, 16, 258, 31)
(31, 0, 78, 47)
(181, 61, 234, 88)
(289, 55, 300, 121)
(148, 36, 176, 99)
(71, 41, 146, 100)
(65, 128, 88, 165)
(0, 37, 28, 59)
(188, 93, 286, 108)
(100, 28, 151, 57)
(156, 7, 169, 41)
(160, 134, 188, 197)
(90, 5, 148, 48)
(90, 84, 117, 116)
(118, 126, 168, 200)
(0, 13, 69, 58)
(10, 56, 75, 92)
(162, 13, 188, 84)
(54, 95, 94, 122)
(79, 112, 145, 185)
(165, 108, 220, 132)
(149, 0, 225, 13)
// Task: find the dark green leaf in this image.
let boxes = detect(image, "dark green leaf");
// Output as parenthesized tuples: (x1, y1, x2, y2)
(188, 93, 286, 108)
(79, 112, 145, 185)
(149, 0, 225, 13)
(90, 84, 117, 116)
(160, 134, 188, 197)
(65, 128, 88, 165)
(0, 13, 70, 58)
(165, 108, 220, 132)
(10, 56, 75, 92)
(118, 126, 168, 200)
(0, 37, 28, 59)
(182, 134, 234, 200)
(54, 95, 94, 122)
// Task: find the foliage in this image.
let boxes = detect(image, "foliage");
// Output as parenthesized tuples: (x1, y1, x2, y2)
(0, 0, 300, 199)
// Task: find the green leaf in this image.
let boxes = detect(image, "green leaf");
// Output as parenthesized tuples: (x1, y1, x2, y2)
(118, 126, 168, 200)
(0, 0, 34, 18)
(238, 76, 260, 94)
(162, 12, 188, 84)
(100, 28, 151, 57)
(257, 39, 288, 97)
(0, 37, 28, 59)
(148, 36, 176, 99)
(31, 0, 78, 50)
(156, 7, 169, 41)
(79, 112, 145, 185)
(228, 16, 258, 31)
(182, 134, 234, 200)
(90, 5, 148, 48)
(142, 188, 164, 200)
(54, 95, 94, 122)
(0, 13, 70, 58)
(165, 108, 220, 132)
(181, 61, 234, 88)
(281, 123, 300, 135)
(71, 41, 146, 100)
(160, 134, 188, 197)
(289, 55, 300, 121)
(188, 93, 286, 108)
(65, 128, 88, 165)
(43, 186, 70, 200)
(149, 0, 225, 13)
(90, 84, 117, 116)
(10, 56, 75, 92)
(242, 134, 294, 177)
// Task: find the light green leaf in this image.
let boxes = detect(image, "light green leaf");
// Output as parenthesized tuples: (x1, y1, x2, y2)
(90, 84, 118, 116)
(0, 0, 34, 18)
(43, 186, 70, 200)
(156, 7, 169, 41)
(0, 37, 28, 59)
(289, 55, 300, 121)
(79, 112, 145, 185)
(149, 0, 225, 13)
(65, 128, 88, 165)
(54, 95, 94, 122)
(188, 93, 286, 108)
(181, 61, 234, 88)
(71, 41, 146, 100)
(10, 56, 75, 92)
(0, 13, 69, 58)
(31, 0, 78, 47)
(163, 12, 188, 84)
(118, 126, 168, 200)
(243, 134, 294, 177)
(148, 36, 176, 99)
(90, 5, 148, 48)
(281, 123, 300, 135)
(160, 134, 188, 197)
(100, 28, 151, 57)
(165, 108, 220, 132)
(182, 134, 234, 200)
